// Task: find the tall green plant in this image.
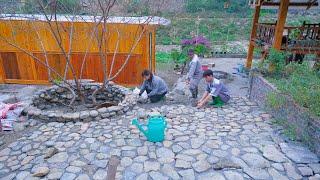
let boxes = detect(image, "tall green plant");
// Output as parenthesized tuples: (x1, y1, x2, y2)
(264, 48, 288, 75)
(194, 44, 208, 56)
(170, 49, 188, 64)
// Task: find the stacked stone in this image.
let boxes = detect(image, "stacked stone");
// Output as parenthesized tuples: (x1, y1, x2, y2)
(23, 83, 138, 122)
(32, 84, 125, 109)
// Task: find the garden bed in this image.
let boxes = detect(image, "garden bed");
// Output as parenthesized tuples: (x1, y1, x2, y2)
(249, 72, 320, 156)
(23, 82, 137, 122)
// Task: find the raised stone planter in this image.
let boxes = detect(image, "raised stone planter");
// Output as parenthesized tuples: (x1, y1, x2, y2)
(23, 83, 137, 122)
(249, 71, 320, 156)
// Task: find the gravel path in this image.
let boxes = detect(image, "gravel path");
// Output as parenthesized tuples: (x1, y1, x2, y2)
(0, 96, 319, 180)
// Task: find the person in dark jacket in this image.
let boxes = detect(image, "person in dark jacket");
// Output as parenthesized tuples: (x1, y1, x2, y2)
(197, 69, 230, 108)
(139, 70, 168, 103)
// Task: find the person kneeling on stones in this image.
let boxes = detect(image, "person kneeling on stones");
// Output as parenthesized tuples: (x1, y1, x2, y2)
(139, 69, 168, 103)
(197, 69, 230, 108)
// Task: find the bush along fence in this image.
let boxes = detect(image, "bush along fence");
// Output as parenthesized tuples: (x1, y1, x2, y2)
(249, 70, 320, 156)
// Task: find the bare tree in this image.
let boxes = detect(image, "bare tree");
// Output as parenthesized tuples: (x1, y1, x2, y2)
(0, 0, 165, 108)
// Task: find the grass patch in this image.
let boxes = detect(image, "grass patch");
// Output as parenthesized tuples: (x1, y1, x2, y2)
(266, 92, 286, 110)
(156, 14, 319, 46)
(256, 48, 320, 117)
(268, 63, 320, 117)
(272, 118, 297, 141)
(156, 17, 251, 45)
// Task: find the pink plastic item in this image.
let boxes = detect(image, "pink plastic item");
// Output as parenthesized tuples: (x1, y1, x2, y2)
(202, 65, 209, 71)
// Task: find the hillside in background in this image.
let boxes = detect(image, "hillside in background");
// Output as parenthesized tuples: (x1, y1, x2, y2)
(0, 0, 319, 54)
(155, 0, 319, 47)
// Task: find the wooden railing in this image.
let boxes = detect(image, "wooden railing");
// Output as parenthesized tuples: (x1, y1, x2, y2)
(254, 23, 276, 46)
(254, 23, 320, 53)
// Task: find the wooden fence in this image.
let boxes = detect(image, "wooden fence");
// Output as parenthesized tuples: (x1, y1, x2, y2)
(0, 18, 158, 86)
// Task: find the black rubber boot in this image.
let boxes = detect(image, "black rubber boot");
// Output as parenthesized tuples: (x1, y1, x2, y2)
(190, 88, 198, 99)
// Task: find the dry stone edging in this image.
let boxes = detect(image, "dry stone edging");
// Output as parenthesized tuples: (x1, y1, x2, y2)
(23, 83, 138, 122)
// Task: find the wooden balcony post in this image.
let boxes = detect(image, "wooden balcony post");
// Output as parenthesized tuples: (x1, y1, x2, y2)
(246, 3, 261, 68)
(273, 0, 289, 50)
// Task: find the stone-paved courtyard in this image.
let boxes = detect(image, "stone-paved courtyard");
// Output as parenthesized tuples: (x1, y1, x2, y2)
(0, 96, 319, 180)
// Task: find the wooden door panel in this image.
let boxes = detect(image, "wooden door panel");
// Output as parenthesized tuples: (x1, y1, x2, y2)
(0, 52, 20, 79)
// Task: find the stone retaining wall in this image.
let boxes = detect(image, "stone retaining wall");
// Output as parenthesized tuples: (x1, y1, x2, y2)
(23, 83, 137, 122)
(249, 72, 320, 156)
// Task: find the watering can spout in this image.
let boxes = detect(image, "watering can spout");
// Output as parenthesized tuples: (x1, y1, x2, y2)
(132, 118, 148, 137)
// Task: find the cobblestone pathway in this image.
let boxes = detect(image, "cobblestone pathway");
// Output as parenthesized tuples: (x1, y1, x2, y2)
(0, 97, 319, 180)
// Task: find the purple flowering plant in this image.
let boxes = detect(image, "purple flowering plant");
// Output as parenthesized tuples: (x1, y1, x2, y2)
(181, 35, 211, 48)
(181, 36, 211, 56)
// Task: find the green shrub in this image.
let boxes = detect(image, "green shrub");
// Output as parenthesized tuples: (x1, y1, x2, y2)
(289, 28, 301, 40)
(269, 62, 320, 117)
(258, 48, 288, 76)
(156, 52, 171, 63)
(160, 36, 173, 45)
(170, 49, 188, 64)
(194, 44, 208, 56)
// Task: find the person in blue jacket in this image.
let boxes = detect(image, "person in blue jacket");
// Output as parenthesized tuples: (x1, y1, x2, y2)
(197, 69, 230, 108)
(139, 70, 168, 103)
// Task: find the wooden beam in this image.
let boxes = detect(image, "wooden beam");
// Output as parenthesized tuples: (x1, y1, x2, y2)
(273, 0, 289, 50)
(246, 4, 261, 68)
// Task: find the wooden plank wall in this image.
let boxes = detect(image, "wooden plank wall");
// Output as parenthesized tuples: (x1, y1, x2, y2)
(0, 19, 156, 86)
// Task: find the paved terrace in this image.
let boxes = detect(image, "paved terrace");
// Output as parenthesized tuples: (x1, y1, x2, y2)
(0, 96, 319, 180)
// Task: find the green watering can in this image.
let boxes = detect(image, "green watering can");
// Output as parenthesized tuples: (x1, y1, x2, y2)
(132, 115, 167, 142)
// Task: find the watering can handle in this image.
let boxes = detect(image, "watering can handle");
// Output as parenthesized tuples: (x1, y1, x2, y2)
(164, 121, 167, 128)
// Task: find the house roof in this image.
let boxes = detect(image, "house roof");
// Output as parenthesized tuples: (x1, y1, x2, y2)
(0, 14, 171, 26)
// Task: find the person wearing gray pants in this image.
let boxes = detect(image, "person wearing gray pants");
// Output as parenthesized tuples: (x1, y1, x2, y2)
(186, 49, 203, 101)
